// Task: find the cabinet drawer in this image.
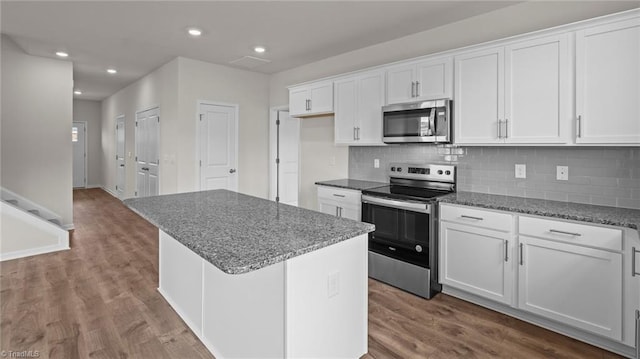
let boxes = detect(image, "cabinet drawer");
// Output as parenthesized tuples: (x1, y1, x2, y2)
(518, 216, 622, 251)
(317, 186, 361, 206)
(440, 204, 512, 232)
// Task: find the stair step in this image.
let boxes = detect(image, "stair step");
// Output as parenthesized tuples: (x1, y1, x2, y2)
(6, 199, 18, 206)
(28, 209, 40, 216)
(48, 219, 61, 226)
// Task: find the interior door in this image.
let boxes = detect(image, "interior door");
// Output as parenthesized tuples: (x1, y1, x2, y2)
(199, 103, 238, 191)
(115, 115, 126, 198)
(275, 110, 299, 206)
(72, 122, 86, 188)
(135, 107, 160, 197)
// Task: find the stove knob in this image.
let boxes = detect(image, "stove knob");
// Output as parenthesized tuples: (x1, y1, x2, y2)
(397, 167, 403, 172)
(415, 245, 423, 253)
(445, 170, 451, 175)
(391, 167, 396, 172)
(437, 170, 443, 175)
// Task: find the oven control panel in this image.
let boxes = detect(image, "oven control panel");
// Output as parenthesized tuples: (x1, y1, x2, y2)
(389, 163, 455, 183)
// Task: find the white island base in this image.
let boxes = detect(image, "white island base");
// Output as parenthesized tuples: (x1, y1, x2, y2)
(158, 230, 368, 359)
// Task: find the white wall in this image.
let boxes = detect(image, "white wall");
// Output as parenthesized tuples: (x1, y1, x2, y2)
(73, 99, 102, 187)
(1, 35, 74, 226)
(176, 57, 270, 197)
(101, 57, 270, 199)
(101, 58, 179, 197)
(269, 1, 639, 210)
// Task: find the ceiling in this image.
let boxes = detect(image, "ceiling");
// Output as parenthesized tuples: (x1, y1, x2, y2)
(1, 1, 519, 101)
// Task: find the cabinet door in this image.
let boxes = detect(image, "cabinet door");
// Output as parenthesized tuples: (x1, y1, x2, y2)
(415, 56, 452, 100)
(505, 34, 570, 144)
(454, 47, 504, 144)
(334, 78, 357, 144)
(356, 71, 385, 145)
(318, 199, 340, 217)
(576, 18, 640, 144)
(340, 205, 361, 221)
(309, 82, 334, 115)
(386, 63, 416, 105)
(439, 222, 513, 305)
(518, 236, 623, 340)
(289, 87, 309, 117)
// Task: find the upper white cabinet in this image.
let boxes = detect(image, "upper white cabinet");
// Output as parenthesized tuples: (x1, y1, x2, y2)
(386, 56, 452, 105)
(455, 34, 570, 145)
(289, 81, 333, 117)
(575, 17, 640, 144)
(334, 70, 385, 146)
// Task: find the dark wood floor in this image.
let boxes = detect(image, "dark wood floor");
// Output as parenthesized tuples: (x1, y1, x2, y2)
(0, 189, 622, 358)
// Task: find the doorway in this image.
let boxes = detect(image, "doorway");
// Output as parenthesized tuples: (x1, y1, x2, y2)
(269, 108, 300, 206)
(115, 115, 125, 198)
(72, 122, 87, 188)
(198, 102, 238, 191)
(135, 107, 160, 197)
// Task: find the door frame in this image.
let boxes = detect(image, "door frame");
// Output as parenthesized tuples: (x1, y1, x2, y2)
(134, 105, 160, 197)
(196, 100, 239, 191)
(72, 121, 88, 188)
(269, 105, 300, 203)
(115, 114, 125, 198)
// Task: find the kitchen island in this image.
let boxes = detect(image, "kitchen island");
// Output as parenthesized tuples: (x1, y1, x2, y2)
(124, 189, 374, 359)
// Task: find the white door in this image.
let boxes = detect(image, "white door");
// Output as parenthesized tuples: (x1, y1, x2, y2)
(505, 34, 569, 143)
(199, 103, 238, 191)
(576, 18, 640, 144)
(72, 122, 86, 188)
(270, 109, 299, 206)
(115, 116, 126, 198)
(454, 47, 504, 144)
(135, 107, 160, 197)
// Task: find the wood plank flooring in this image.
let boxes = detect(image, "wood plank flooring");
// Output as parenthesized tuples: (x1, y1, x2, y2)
(0, 188, 623, 358)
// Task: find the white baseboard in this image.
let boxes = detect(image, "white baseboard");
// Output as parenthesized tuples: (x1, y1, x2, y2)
(86, 184, 102, 189)
(102, 186, 119, 199)
(0, 243, 70, 262)
(62, 223, 75, 230)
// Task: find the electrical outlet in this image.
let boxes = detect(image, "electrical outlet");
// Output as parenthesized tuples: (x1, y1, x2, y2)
(327, 272, 340, 298)
(374, 159, 380, 168)
(515, 164, 526, 179)
(557, 166, 568, 181)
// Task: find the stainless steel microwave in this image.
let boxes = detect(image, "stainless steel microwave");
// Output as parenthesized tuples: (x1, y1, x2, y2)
(382, 99, 451, 143)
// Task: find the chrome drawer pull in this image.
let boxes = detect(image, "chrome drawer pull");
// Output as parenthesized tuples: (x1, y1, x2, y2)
(461, 215, 483, 221)
(519, 243, 524, 266)
(504, 240, 509, 262)
(635, 310, 639, 359)
(633, 247, 639, 277)
(549, 229, 581, 237)
(332, 194, 346, 198)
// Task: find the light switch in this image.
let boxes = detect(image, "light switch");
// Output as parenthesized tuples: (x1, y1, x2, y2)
(374, 159, 380, 168)
(515, 164, 526, 179)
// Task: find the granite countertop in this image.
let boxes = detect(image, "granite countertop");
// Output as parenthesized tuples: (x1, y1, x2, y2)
(315, 179, 387, 191)
(124, 190, 375, 275)
(438, 191, 640, 231)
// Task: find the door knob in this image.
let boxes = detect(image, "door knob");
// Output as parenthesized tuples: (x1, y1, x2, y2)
(229, 168, 236, 173)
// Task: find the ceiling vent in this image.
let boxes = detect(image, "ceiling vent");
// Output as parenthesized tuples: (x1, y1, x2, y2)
(229, 56, 271, 69)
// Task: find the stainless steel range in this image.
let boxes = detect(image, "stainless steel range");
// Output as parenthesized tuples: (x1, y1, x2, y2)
(361, 162, 456, 299)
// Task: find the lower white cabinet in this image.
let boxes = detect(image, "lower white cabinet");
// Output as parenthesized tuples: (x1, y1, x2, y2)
(317, 186, 361, 221)
(439, 203, 636, 353)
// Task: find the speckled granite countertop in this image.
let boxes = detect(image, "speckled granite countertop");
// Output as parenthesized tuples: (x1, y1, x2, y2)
(124, 190, 374, 274)
(315, 179, 387, 191)
(438, 191, 640, 231)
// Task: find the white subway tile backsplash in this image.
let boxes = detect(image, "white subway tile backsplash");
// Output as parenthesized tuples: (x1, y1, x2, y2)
(349, 146, 640, 209)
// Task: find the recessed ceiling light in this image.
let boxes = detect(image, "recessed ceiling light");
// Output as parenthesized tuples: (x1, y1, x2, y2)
(56, 51, 69, 58)
(188, 28, 202, 37)
(74, 90, 82, 95)
(253, 46, 266, 53)
(107, 68, 117, 74)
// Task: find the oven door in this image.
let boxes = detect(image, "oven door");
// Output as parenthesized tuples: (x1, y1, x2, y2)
(361, 195, 432, 268)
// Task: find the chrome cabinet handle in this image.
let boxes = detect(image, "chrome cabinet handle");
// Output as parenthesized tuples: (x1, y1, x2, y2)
(339, 207, 343, 217)
(411, 81, 415, 98)
(505, 119, 509, 139)
(519, 243, 524, 266)
(141, 167, 149, 171)
(504, 240, 509, 262)
(356, 127, 360, 140)
(576, 115, 582, 138)
(497, 120, 502, 139)
(549, 229, 581, 237)
(309, 99, 312, 111)
(353, 127, 357, 140)
(415, 81, 420, 97)
(633, 247, 639, 277)
(332, 194, 345, 198)
(461, 215, 483, 221)
(335, 207, 339, 217)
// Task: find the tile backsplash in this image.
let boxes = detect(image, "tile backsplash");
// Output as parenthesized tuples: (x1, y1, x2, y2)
(349, 145, 640, 209)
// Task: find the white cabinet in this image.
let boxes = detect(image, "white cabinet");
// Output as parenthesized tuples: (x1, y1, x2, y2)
(386, 56, 452, 105)
(334, 70, 385, 146)
(439, 204, 514, 305)
(454, 34, 570, 145)
(517, 216, 623, 341)
(289, 81, 333, 117)
(575, 17, 640, 144)
(317, 186, 361, 221)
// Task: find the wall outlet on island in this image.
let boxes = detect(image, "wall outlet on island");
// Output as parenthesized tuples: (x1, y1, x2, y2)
(374, 159, 380, 168)
(557, 166, 569, 181)
(515, 164, 526, 179)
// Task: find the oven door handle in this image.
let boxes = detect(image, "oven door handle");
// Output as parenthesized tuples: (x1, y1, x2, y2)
(362, 195, 430, 214)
